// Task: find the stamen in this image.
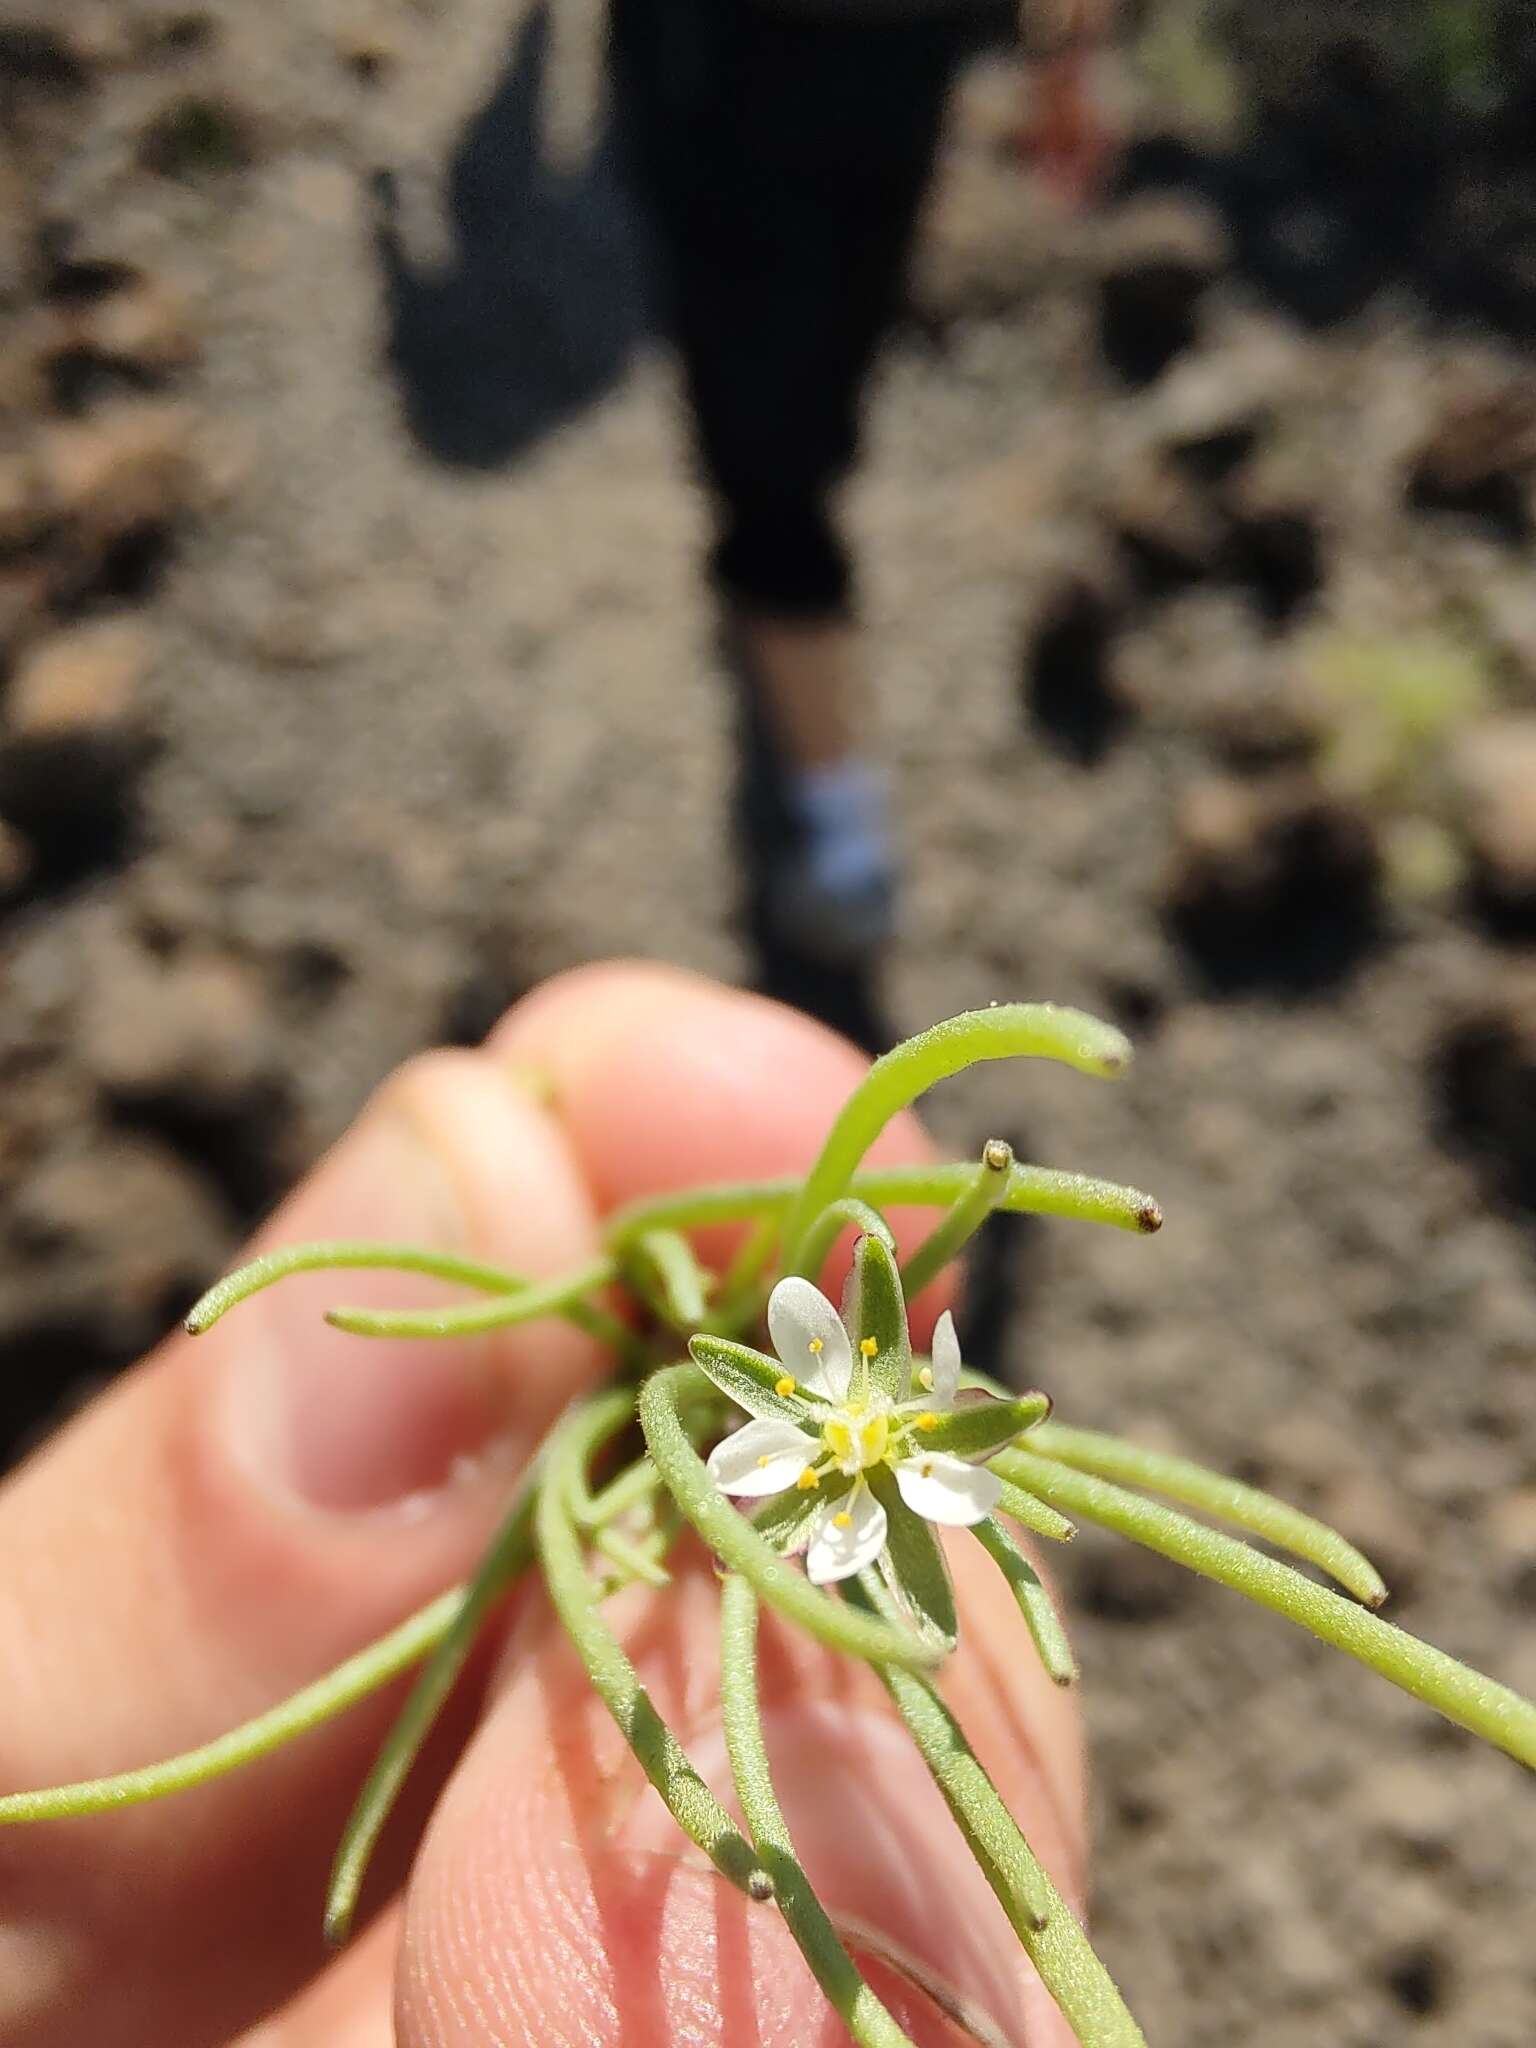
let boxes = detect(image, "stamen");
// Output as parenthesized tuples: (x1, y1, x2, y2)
(774, 1375, 796, 1397)
(833, 1510, 853, 1529)
(914, 1412, 940, 1432)
(796, 1466, 821, 1491)
(917, 1365, 935, 1392)
(859, 1336, 878, 1358)
(757, 1455, 773, 1468)
(808, 1337, 824, 1355)
(919, 1460, 934, 1477)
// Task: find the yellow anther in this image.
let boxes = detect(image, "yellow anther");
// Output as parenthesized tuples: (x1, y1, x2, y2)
(919, 1461, 934, 1478)
(859, 1336, 878, 1358)
(796, 1466, 821, 1491)
(774, 1375, 796, 1397)
(808, 1337, 824, 1355)
(757, 1455, 773, 1468)
(917, 1365, 935, 1392)
(833, 1511, 853, 1529)
(915, 1412, 940, 1432)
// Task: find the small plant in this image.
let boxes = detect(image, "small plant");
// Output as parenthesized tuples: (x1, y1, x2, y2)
(3, 1003, 1531, 2045)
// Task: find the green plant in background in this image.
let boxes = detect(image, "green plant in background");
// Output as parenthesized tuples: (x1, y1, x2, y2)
(1293, 622, 1499, 904)
(2, 1004, 1532, 2045)
(1416, 0, 1504, 114)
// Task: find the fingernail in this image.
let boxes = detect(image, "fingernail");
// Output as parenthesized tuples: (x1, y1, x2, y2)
(218, 1111, 512, 1514)
(625, 1701, 1037, 2044)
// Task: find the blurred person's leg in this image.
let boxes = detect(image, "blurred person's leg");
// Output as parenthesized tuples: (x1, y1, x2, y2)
(612, 0, 984, 961)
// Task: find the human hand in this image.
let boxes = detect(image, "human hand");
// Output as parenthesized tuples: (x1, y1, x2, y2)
(0, 963, 1086, 2048)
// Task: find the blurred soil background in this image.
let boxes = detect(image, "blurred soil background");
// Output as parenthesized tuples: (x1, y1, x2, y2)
(2, 0, 1536, 2039)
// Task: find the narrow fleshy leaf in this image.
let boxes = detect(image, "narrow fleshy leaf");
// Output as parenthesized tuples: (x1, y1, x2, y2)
(858, 1599, 1149, 2048)
(792, 1198, 897, 1305)
(326, 1468, 540, 1943)
(538, 1392, 769, 1898)
(996, 1446, 1536, 1771)
(689, 1333, 813, 1423)
(719, 1575, 920, 2048)
(781, 1003, 1135, 1270)
(972, 1517, 1077, 1687)
(994, 1476, 1077, 1546)
(752, 1481, 839, 1557)
(848, 1232, 912, 1405)
(919, 1393, 1050, 1463)
(767, 1277, 853, 1402)
(871, 1469, 957, 1649)
(632, 1227, 709, 1330)
(1026, 1420, 1388, 1607)
(0, 1591, 465, 1830)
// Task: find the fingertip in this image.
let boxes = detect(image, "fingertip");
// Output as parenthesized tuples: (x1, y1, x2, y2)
(488, 962, 938, 1250)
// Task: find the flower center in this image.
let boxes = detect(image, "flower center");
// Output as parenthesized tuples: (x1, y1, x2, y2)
(821, 1400, 891, 1475)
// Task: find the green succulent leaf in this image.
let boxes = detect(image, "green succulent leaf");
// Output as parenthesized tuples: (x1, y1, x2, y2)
(753, 1480, 842, 1556)
(921, 1393, 1051, 1462)
(846, 1232, 912, 1404)
(871, 1469, 957, 1651)
(689, 1334, 812, 1424)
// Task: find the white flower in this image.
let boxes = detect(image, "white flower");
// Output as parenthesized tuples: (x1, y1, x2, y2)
(704, 1278, 1002, 1585)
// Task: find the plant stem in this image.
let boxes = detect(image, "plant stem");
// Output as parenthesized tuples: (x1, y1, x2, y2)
(607, 1161, 1161, 1250)
(899, 1143, 1015, 1300)
(1027, 1422, 1387, 1606)
(536, 1390, 770, 1898)
(0, 1589, 464, 1825)
(997, 1448, 1536, 1770)
(639, 1365, 940, 1671)
(325, 1257, 616, 1339)
(627, 1228, 710, 1332)
(186, 1242, 541, 1331)
(995, 1477, 1077, 1546)
(782, 1006, 1134, 1271)
(790, 1197, 898, 1288)
(325, 1465, 540, 1944)
(866, 1608, 1147, 2048)
(718, 1575, 919, 2048)
(972, 1518, 1077, 1687)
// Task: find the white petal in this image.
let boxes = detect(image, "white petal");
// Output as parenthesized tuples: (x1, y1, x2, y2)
(768, 1276, 852, 1402)
(707, 1418, 811, 1497)
(806, 1484, 888, 1584)
(929, 1310, 962, 1407)
(894, 1451, 1001, 1527)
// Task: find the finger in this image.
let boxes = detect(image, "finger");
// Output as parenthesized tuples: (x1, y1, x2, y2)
(399, 1540, 1086, 2047)
(1, 964, 947, 2048)
(0, 1048, 605, 2048)
(232, 1908, 397, 2048)
(489, 961, 950, 1326)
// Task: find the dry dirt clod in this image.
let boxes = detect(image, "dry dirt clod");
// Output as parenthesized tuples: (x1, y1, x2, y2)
(50, 268, 200, 380)
(1433, 966, 1536, 1217)
(1405, 380, 1536, 546)
(1163, 771, 1382, 994)
(1109, 453, 1230, 594)
(1449, 712, 1536, 934)
(5, 617, 149, 737)
(0, 619, 156, 882)
(39, 400, 196, 541)
(1094, 194, 1231, 388)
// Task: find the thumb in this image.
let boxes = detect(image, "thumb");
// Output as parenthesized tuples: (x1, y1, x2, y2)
(398, 1542, 1087, 2046)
